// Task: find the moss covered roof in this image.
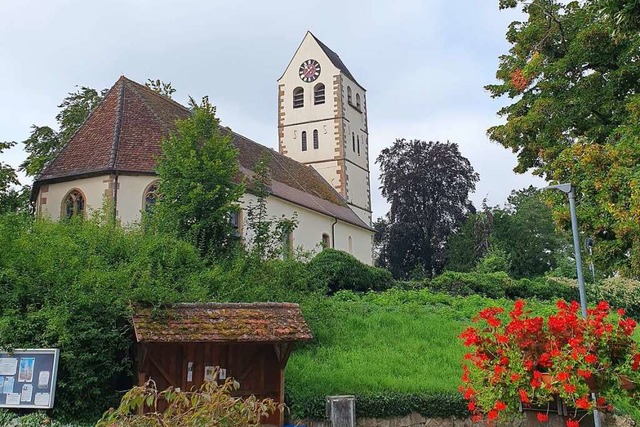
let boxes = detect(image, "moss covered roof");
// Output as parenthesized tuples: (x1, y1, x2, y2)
(132, 303, 313, 343)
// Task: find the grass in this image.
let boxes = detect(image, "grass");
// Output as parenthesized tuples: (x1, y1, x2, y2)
(285, 290, 555, 416)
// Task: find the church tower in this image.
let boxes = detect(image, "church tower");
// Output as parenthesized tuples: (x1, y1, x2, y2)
(278, 32, 372, 226)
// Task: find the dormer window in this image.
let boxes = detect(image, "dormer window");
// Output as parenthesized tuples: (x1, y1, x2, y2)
(301, 131, 307, 151)
(293, 87, 304, 108)
(314, 83, 325, 105)
(347, 86, 353, 105)
(356, 93, 361, 110)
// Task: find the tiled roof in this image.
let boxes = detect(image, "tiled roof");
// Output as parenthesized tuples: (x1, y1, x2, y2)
(37, 76, 190, 181)
(132, 303, 313, 343)
(34, 76, 371, 230)
(310, 32, 362, 88)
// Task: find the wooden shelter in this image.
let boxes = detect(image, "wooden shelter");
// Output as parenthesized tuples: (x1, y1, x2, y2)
(132, 302, 313, 426)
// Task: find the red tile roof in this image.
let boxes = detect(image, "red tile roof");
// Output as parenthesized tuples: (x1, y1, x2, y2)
(34, 76, 371, 230)
(132, 303, 313, 343)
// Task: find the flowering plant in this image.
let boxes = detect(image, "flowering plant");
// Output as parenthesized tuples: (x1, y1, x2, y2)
(459, 300, 640, 425)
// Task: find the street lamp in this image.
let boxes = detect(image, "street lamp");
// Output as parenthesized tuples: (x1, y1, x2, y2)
(544, 183, 601, 427)
(544, 183, 587, 317)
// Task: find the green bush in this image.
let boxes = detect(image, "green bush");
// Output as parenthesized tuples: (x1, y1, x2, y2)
(588, 277, 640, 319)
(427, 271, 579, 302)
(0, 215, 210, 421)
(307, 249, 394, 294)
(288, 393, 468, 420)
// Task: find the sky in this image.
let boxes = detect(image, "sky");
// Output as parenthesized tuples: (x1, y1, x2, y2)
(0, 0, 546, 220)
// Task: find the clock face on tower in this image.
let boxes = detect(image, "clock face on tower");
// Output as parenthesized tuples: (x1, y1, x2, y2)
(299, 59, 321, 82)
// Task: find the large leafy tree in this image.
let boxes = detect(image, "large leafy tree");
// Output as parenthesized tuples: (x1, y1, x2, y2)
(0, 141, 29, 213)
(152, 97, 244, 259)
(17, 87, 105, 177)
(376, 139, 479, 278)
(488, 0, 640, 276)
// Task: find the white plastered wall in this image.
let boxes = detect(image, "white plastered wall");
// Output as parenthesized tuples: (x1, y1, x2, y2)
(240, 193, 374, 265)
(37, 175, 109, 221)
(116, 175, 158, 225)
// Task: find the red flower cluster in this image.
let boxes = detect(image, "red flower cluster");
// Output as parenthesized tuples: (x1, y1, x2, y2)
(459, 300, 640, 424)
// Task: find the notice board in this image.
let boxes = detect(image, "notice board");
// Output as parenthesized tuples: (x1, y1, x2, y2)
(0, 349, 60, 409)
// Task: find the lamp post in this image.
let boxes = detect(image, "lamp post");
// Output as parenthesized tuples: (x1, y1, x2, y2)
(544, 183, 601, 427)
(544, 183, 587, 317)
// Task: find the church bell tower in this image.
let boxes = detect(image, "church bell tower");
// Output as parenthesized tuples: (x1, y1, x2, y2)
(277, 32, 372, 226)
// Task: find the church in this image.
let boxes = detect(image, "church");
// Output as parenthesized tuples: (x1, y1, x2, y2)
(31, 32, 375, 264)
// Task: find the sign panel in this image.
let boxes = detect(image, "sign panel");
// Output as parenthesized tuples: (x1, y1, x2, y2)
(0, 349, 59, 409)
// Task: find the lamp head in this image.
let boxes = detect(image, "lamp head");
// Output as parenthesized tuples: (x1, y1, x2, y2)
(544, 183, 572, 194)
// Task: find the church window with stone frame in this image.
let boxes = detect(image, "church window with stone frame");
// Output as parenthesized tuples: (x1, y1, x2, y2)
(282, 231, 294, 259)
(301, 131, 307, 151)
(143, 181, 159, 213)
(356, 93, 361, 110)
(322, 233, 331, 249)
(347, 86, 353, 105)
(352, 132, 356, 151)
(62, 188, 85, 219)
(313, 129, 319, 149)
(293, 87, 304, 108)
(314, 83, 325, 105)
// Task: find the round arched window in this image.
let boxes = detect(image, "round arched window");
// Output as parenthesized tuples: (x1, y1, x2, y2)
(63, 189, 85, 219)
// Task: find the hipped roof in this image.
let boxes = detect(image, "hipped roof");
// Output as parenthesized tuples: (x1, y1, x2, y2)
(34, 76, 371, 230)
(132, 303, 313, 343)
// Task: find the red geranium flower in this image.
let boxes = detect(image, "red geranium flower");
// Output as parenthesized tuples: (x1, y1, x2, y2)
(537, 413, 549, 422)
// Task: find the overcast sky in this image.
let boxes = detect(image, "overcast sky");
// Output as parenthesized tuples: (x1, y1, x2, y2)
(0, 0, 546, 220)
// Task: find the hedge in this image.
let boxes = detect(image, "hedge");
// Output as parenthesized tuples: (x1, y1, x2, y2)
(427, 271, 578, 302)
(287, 393, 468, 420)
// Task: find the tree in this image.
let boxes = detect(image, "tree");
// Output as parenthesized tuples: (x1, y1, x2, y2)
(0, 141, 29, 213)
(445, 207, 492, 273)
(488, 0, 640, 277)
(244, 157, 298, 260)
(145, 78, 176, 98)
(151, 96, 244, 258)
(14, 87, 105, 177)
(376, 139, 479, 278)
(491, 187, 564, 278)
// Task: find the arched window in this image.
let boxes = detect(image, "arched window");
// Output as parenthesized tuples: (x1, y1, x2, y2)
(293, 87, 304, 108)
(282, 232, 293, 259)
(230, 209, 242, 237)
(347, 86, 353, 105)
(352, 132, 356, 151)
(143, 181, 159, 213)
(348, 236, 353, 254)
(62, 189, 85, 219)
(357, 135, 360, 155)
(322, 233, 331, 249)
(301, 131, 307, 151)
(314, 83, 325, 105)
(313, 129, 319, 149)
(356, 93, 361, 110)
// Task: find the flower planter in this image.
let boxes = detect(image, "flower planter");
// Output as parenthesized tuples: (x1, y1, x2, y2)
(520, 396, 598, 427)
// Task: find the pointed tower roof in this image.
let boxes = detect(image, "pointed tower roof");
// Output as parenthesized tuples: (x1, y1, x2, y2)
(308, 32, 361, 87)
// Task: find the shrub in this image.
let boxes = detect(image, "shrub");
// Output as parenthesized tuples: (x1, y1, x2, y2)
(288, 393, 467, 420)
(97, 375, 279, 427)
(428, 271, 579, 302)
(307, 249, 394, 294)
(589, 277, 640, 319)
(429, 271, 511, 298)
(0, 215, 210, 421)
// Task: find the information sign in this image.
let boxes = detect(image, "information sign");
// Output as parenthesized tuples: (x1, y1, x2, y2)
(0, 349, 59, 409)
